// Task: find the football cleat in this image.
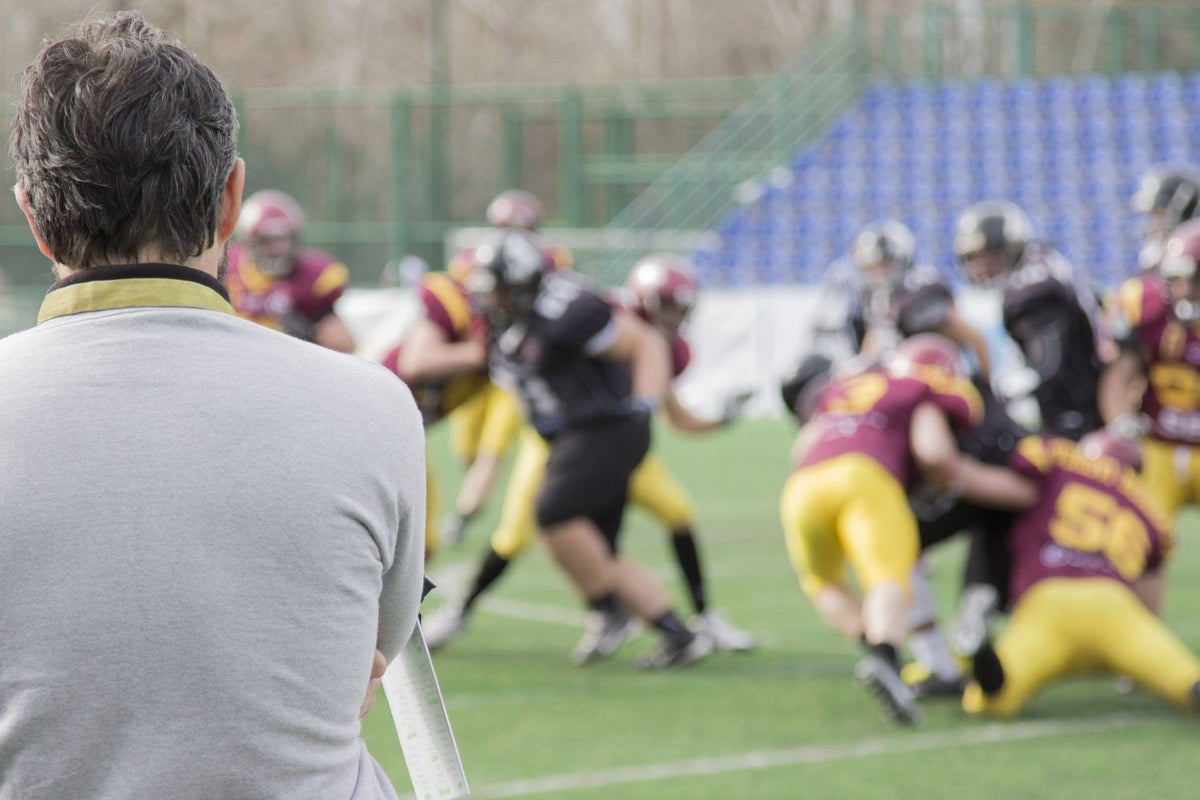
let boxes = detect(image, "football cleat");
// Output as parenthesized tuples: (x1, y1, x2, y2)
(901, 662, 967, 699)
(912, 674, 966, 700)
(691, 609, 756, 652)
(636, 630, 714, 670)
(570, 608, 640, 666)
(422, 600, 468, 651)
(855, 653, 923, 726)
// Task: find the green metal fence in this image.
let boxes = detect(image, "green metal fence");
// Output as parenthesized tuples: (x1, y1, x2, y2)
(0, 77, 761, 290)
(4, 1, 1200, 299)
(874, 1, 1200, 82)
(589, 22, 869, 282)
(593, 2, 1200, 282)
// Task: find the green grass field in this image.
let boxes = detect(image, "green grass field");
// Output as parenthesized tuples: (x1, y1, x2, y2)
(364, 419, 1200, 799)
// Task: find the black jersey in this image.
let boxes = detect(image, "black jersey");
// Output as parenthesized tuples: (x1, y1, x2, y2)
(489, 272, 632, 437)
(1000, 245, 1103, 440)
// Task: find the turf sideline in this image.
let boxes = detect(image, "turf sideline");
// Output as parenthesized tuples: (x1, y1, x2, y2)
(402, 713, 1145, 799)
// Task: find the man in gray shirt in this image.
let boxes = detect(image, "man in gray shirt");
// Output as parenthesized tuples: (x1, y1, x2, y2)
(1, 12, 426, 799)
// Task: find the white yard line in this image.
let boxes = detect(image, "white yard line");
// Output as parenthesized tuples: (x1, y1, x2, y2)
(477, 596, 586, 626)
(415, 713, 1145, 800)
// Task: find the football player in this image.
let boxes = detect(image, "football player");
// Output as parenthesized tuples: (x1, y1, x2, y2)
(438, 190, 571, 546)
(1131, 164, 1200, 273)
(946, 431, 1200, 717)
(805, 222, 1023, 697)
(225, 190, 356, 352)
(780, 334, 984, 725)
(461, 231, 711, 669)
(1100, 219, 1200, 525)
(791, 333, 1020, 701)
(425, 254, 755, 661)
(953, 199, 1105, 441)
(378, 266, 489, 560)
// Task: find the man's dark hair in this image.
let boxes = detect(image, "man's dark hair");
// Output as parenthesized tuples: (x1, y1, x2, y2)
(9, 11, 239, 269)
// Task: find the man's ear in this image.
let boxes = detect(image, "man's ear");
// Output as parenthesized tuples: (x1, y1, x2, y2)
(216, 157, 245, 246)
(13, 183, 56, 261)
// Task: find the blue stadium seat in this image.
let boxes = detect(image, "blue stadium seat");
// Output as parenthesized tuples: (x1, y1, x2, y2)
(702, 70, 1200, 285)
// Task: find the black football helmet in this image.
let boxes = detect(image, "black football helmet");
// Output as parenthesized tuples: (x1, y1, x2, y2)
(780, 353, 834, 423)
(1133, 165, 1200, 230)
(953, 200, 1034, 282)
(852, 219, 916, 290)
(463, 231, 552, 328)
(1133, 165, 1200, 270)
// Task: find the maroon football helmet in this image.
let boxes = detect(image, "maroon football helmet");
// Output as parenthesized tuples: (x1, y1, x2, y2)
(1079, 429, 1143, 473)
(1159, 218, 1200, 320)
(237, 190, 306, 277)
(486, 190, 544, 231)
(626, 253, 699, 338)
(890, 333, 966, 380)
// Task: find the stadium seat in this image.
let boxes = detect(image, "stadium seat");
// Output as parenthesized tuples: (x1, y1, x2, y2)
(694, 71, 1200, 287)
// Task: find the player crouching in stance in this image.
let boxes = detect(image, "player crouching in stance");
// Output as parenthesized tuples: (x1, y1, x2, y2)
(779, 335, 984, 725)
(945, 431, 1200, 717)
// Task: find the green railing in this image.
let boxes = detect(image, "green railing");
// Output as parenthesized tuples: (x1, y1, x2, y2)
(0, 77, 761, 288)
(590, 22, 869, 282)
(589, 2, 1200, 282)
(5, 2, 1200, 296)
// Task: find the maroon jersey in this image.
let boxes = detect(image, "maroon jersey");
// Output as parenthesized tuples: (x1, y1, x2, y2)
(380, 271, 486, 427)
(416, 271, 475, 342)
(1005, 436, 1172, 603)
(225, 244, 348, 338)
(670, 336, 692, 378)
(1113, 275, 1200, 444)
(801, 367, 982, 485)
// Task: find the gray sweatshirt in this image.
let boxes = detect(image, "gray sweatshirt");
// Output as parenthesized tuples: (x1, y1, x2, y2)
(0, 267, 425, 800)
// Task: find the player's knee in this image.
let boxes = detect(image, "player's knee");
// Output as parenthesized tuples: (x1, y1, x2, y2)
(662, 510, 693, 532)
